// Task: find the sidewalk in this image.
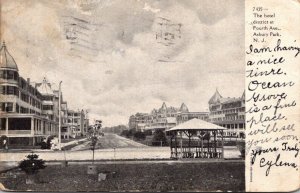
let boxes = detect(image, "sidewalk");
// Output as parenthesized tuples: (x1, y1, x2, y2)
(0, 138, 88, 153)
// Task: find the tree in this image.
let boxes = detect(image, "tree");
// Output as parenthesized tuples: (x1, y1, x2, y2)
(19, 153, 46, 175)
(90, 136, 98, 164)
(152, 129, 167, 146)
(134, 131, 146, 140)
(144, 130, 153, 136)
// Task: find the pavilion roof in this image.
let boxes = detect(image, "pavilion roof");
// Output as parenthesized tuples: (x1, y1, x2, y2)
(167, 118, 226, 131)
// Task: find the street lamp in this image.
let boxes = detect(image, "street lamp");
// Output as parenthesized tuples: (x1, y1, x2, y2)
(58, 81, 62, 150)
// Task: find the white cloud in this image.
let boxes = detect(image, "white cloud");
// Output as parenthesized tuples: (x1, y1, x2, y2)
(2, 0, 244, 127)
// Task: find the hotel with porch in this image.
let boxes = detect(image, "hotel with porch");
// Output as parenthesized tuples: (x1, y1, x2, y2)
(128, 90, 245, 138)
(0, 42, 88, 147)
(208, 89, 245, 138)
(129, 102, 209, 132)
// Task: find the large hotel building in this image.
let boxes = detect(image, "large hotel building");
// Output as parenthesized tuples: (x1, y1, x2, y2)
(0, 42, 88, 147)
(208, 89, 245, 138)
(129, 90, 245, 138)
(129, 102, 209, 132)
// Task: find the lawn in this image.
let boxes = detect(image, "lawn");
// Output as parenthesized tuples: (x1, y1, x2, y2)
(1, 162, 245, 192)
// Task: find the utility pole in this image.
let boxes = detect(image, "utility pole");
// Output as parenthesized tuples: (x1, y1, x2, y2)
(58, 81, 62, 150)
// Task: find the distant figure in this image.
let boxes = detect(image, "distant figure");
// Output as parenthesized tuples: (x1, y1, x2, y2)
(3, 139, 8, 150)
(41, 138, 47, 149)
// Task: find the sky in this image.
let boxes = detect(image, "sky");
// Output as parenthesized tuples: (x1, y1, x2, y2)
(1, 0, 245, 127)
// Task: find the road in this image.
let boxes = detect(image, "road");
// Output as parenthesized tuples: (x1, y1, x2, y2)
(70, 133, 147, 151)
(0, 133, 242, 172)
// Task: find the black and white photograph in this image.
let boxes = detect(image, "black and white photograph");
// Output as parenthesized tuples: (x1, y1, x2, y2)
(0, 0, 246, 191)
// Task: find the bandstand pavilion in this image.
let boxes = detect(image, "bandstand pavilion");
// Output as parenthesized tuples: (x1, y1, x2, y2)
(167, 118, 226, 159)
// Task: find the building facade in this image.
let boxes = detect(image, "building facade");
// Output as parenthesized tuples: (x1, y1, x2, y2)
(0, 42, 88, 146)
(66, 109, 88, 138)
(129, 102, 209, 132)
(208, 89, 245, 138)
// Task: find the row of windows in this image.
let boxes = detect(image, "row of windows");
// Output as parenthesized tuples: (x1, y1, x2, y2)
(219, 123, 245, 129)
(43, 105, 53, 111)
(0, 102, 13, 112)
(210, 107, 245, 116)
(67, 113, 80, 117)
(18, 78, 42, 98)
(211, 115, 245, 122)
(0, 86, 19, 96)
(0, 70, 19, 81)
(0, 85, 43, 109)
(0, 102, 42, 116)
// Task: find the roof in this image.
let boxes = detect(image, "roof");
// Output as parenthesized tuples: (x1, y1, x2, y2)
(179, 103, 189, 112)
(208, 89, 222, 104)
(167, 118, 226, 131)
(0, 41, 19, 70)
(36, 77, 54, 96)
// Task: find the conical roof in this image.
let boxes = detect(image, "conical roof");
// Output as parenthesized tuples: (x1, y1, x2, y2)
(208, 89, 223, 104)
(36, 77, 54, 96)
(179, 103, 189, 112)
(0, 41, 19, 71)
(161, 102, 167, 109)
(159, 102, 167, 113)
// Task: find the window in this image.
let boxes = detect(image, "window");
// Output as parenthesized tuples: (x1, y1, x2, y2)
(16, 103, 19, 113)
(1, 102, 13, 112)
(43, 105, 53, 111)
(0, 86, 18, 96)
(0, 118, 6, 130)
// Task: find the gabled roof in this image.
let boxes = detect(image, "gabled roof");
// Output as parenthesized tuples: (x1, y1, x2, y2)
(208, 89, 223, 104)
(0, 41, 19, 71)
(167, 118, 226, 131)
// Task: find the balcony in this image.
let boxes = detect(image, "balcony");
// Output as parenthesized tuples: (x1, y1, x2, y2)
(8, 130, 31, 135)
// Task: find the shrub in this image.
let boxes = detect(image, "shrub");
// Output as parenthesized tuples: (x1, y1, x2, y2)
(19, 153, 46, 175)
(121, 130, 129, 137)
(134, 131, 146, 140)
(144, 130, 153, 136)
(152, 129, 168, 146)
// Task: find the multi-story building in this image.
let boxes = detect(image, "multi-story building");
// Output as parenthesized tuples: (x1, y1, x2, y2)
(61, 101, 69, 138)
(66, 109, 87, 138)
(0, 42, 89, 146)
(0, 42, 58, 146)
(208, 89, 245, 138)
(129, 102, 209, 132)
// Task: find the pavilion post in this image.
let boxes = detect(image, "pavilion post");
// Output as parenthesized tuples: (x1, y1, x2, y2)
(170, 133, 173, 158)
(174, 131, 178, 158)
(214, 131, 217, 154)
(180, 131, 183, 158)
(207, 131, 210, 153)
(201, 136, 203, 158)
(188, 131, 191, 155)
(221, 130, 224, 159)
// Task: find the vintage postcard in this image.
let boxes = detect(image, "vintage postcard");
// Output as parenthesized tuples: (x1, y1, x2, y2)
(0, 0, 299, 192)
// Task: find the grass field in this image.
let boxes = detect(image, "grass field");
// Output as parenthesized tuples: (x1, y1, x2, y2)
(1, 161, 244, 192)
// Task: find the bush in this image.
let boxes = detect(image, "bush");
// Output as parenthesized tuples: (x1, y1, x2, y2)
(121, 129, 136, 138)
(134, 131, 146, 140)
(121, 130, 129, 137)
(152, 129, 168, 146)
(19, 153, 46, 175)
(144, 130, 153, 136)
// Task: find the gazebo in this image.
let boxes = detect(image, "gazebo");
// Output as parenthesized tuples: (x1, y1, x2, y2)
(166, 118, 226, 159)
